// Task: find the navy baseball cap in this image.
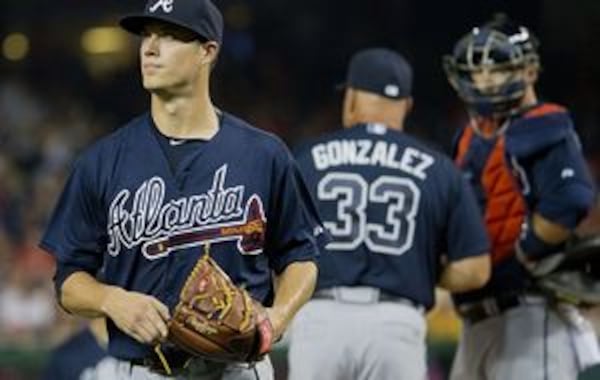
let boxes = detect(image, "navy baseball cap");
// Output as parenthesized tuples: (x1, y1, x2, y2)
(340, 48, 413, 99)
(120, 0, 224, 43)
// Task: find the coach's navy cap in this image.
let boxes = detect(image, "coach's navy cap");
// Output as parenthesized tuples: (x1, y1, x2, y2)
(120, 0, 223, 43)
(341, 48, 412, 99)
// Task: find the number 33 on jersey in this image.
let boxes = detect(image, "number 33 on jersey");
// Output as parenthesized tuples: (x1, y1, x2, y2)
(307, 125, 434, 256)
(295, 123, 488, 307)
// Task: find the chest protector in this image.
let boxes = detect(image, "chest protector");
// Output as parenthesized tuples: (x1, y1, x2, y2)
(455, 126, 527, 264)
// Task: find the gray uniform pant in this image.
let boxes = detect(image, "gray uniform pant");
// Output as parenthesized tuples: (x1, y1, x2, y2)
(450, 299, 599, 380)
(288, 287, 427, 380)
(110, 356, 273, 380)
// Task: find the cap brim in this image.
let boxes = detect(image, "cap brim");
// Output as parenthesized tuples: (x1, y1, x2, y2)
(336, 82, 408, 99)
(119, 14, 211, 41)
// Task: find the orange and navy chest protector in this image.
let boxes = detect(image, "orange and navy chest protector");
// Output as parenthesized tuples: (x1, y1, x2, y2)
(452, 103, 595, 305)
(454, 121, 526, 266)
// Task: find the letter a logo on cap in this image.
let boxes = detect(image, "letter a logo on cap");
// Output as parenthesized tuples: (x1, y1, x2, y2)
(150, 0, 174, 13)
(384, 84, 399, 98)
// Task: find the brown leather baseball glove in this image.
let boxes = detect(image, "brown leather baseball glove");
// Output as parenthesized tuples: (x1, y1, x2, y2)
(167, 251, 273, 364)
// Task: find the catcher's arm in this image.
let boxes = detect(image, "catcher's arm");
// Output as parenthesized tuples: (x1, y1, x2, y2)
(268, 261, 317, 341)
(61, 271, 170, 344)
(531, 213, 571, 244)
(516, 213, 571, 273)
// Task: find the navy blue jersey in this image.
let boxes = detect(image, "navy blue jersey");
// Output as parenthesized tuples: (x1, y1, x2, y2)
(452, 103, 595, 305)
(41, 327, 106, 380)
(295, 123, 489, 310)
(41, 112, 325, 360)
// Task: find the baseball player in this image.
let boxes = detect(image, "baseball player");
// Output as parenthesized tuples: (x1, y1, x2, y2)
(443, 14, 599, 380)
(288, 48, 491, 380)
(41, 318, 121, 380)
(39, 0, 326, 379)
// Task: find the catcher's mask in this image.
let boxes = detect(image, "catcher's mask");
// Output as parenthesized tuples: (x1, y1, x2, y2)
(443, 14, 540, 120)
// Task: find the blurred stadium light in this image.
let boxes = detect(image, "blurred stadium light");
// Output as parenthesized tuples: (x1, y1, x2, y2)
(81, 26, 128, 55)
(2, 33, 29, 61)
(79, 26, 135, 80)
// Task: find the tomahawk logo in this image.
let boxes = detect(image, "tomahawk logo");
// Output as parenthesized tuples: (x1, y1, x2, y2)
(141, 195, 267, 260)
(149, 0, 174, 13)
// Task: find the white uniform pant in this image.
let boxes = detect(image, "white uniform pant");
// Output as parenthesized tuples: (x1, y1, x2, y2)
(451, 300, 600, 380)
(288, 292, 427, 380)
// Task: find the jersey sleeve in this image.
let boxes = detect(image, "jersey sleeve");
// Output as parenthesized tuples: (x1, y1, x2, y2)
(265, 146, 328, 274)
(445, 165, 490, 261)
(40, 156, 106, 278)
(530, 131, 595, 228)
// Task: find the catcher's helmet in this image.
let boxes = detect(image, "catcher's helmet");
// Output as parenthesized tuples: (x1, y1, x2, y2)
(443, 14, 540, 118)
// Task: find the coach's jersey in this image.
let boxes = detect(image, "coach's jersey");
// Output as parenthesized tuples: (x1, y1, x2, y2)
(295, 123, 489, 310)
(452, 103, 595, 305)
(41, 112, 325, 360)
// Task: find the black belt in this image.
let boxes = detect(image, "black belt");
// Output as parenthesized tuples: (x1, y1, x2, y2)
(458, 293, 545, 325)
(313, 287, 423, 311)
(129, 348, 192, 374)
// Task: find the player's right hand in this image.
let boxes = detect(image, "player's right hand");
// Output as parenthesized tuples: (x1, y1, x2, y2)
(100, 287, 171, 345)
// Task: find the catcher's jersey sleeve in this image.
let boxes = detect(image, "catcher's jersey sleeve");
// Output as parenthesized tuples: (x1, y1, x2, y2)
(529, 134, 595, 229)
(503, 104, 595, 228)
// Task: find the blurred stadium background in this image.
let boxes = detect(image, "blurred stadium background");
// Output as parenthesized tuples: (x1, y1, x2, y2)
(1, 0, 599, 379)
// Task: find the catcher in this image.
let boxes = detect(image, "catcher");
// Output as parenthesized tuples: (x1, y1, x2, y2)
(444, 14, 600, 380)
(39, 0, 327, 379)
